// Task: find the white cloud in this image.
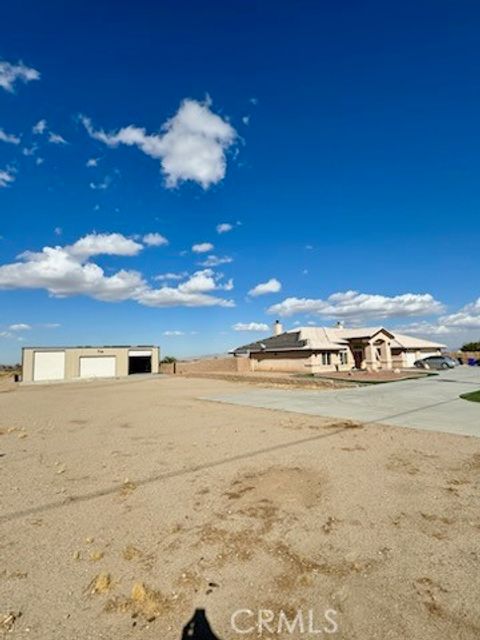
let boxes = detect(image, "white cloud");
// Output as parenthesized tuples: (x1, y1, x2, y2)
(89, 176, 111, 190)
(192, 242, 214, 253)
(216, 222, 233, 234)
(43, 323, 61, 328)
(86, 157, 99, 167)
(248, 278, 282, 297)
(36, 157, 44, 166)
(163, 330, 185, 336)
(67, 233, 143, 259)
(198, 254, 233, 267)
(0, 60, 40, 92)
(233, 322, 269, 331)
(54, 226, 63, 236)
(438, 298, 480, 329)
(48, 132, 67, 145)
(81, 98, 237, 189)
(0, 236, 234, 308)
(394, 321, 453, 336)
(0, 169, 15, 188)
(242, 116, 250, 125)
(32, 120, 67, 145)
(154, 271, 188, 281)
(0, 331, 13, 338)
(138, 269, 234, 308)
(0, 128, 20, 145)
(143, 232, 169, 247)
(33, 119, 47, 135)
(23, 145, 38, 156)
(0, 244, 144, 301)
(268, 291, 444, 319)
(8, 323, 31, 331)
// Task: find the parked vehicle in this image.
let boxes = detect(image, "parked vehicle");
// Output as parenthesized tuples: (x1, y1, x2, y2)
(414, 355, 458, 370)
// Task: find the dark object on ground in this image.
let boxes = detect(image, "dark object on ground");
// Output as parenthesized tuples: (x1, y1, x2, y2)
(460, 390, 480, 403)
(181, 609, 222, 640)
(414, 355, 457, 370)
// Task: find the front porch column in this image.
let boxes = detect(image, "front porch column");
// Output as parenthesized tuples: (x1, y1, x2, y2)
(365, 341, 378, 370)
(381, 340, 392, 370)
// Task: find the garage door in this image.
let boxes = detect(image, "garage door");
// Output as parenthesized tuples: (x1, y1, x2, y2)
(79, 356, 116, 378)
(405, 352, 417, 368)
(405, 351, 440, 367)
(33, 351, 65, 381)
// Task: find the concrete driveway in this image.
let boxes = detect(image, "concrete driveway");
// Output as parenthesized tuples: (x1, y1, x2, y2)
(204, 366, 480, 437)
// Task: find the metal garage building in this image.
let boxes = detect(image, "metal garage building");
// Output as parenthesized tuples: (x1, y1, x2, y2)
(21, 345, 160, 383)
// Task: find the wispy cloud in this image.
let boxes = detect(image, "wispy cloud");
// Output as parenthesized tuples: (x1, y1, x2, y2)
(216, 222, 233, 234)
(198, 254, 233, 267)
(32, 119, 47, 135)
(248, 278, 282, 297)
(0, 128, 20, 145)
(192, 242, 214, 254)
(0, 60, 40, 92)
(89, 176, 112, 190)
(48, 132, 67, 145)
(154, 272, 188, 282)
(8, 323, 31, 331)
(0, 168, 15, 188)
(81, 98, 237, 189)
(233, 322, 269, 331)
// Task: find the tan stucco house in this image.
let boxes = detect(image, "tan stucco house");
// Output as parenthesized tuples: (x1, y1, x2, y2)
(231, 322, 445, 374)
(22, 345, 159, 383)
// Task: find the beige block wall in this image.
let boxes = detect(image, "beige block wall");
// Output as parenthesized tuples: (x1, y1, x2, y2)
(251, 350, 352, 373)
(161, 357, 253, 375)
(22, 346, 159, 382)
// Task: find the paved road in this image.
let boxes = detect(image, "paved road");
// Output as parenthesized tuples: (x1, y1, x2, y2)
(203, 367, 480, 437)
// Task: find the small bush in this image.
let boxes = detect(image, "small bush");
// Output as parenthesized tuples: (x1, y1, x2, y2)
(461, 341, 480, 352)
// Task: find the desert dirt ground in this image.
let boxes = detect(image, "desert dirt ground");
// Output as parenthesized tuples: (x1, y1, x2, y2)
(1, 375, 479, 639)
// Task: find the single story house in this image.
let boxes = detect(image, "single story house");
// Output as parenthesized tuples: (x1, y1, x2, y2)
(231, 321, 445, 373)
(22, 345, 160, 383)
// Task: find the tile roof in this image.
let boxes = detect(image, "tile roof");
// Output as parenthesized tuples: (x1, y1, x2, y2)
(231, 325, 446, 354)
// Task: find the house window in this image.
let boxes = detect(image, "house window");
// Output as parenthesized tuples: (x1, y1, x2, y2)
(322, 352, 331, 366)
(339, 351, 348, 365)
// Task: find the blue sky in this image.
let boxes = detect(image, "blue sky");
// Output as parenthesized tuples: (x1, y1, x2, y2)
(1, 1, 479, 362)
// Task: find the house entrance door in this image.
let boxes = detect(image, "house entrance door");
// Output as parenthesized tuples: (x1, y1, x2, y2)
(353, 349, 364, 369)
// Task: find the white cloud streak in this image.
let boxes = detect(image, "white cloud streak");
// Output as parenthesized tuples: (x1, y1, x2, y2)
(216, 223, 233, 234)
(48, 132, 67, 145)
(33, 119, 47, 135)
(233, 322, 269, 331)
(0, 168, 15, 188)
(8, 323, 31, 331)
(267, 291, 445, 319)
(198, 255, 233, 267)
(0, 60, 40, 92)
(249, 278, 282, 297)
(0, 128, 20, 145)
(192, 242, 214, 254)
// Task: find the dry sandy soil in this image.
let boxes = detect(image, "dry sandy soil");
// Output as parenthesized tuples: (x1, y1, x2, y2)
(0, 375, 479, 639)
